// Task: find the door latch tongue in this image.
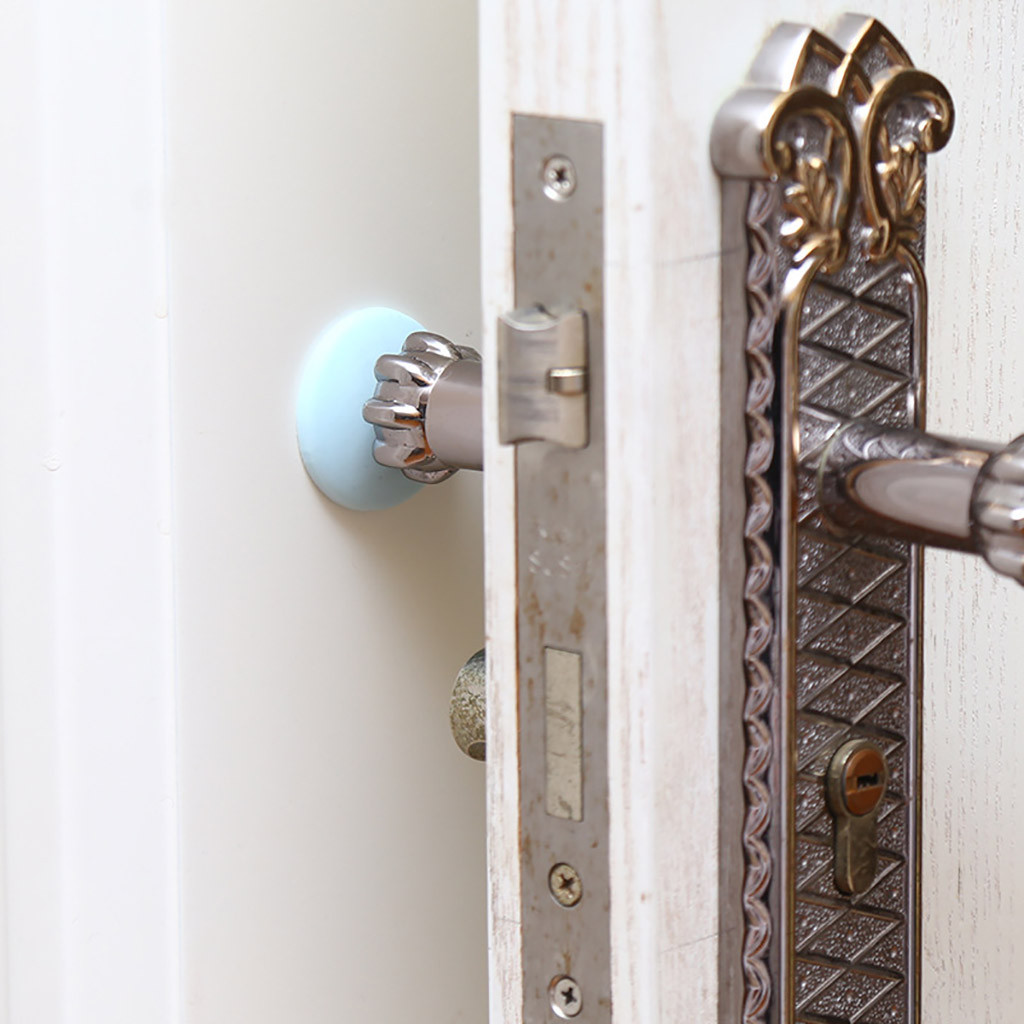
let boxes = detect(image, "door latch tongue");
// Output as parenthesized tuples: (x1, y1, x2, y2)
(497, 307, 589, 448)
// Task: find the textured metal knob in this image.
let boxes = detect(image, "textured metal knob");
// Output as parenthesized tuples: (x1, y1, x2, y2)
(362, 332, 482, 483)
(449, 649, 486, 761)
(971, 435, 1024, 583)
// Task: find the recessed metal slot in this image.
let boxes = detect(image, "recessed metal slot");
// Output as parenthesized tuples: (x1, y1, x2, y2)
(544, 647, 583, 822)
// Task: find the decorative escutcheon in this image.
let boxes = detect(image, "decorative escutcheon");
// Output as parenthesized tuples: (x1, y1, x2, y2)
(717, 11, 1024, 1023)
(713, 14, 956, 1023)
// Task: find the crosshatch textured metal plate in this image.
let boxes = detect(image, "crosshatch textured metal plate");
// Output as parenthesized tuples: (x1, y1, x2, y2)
(713, 15, 954, 1024)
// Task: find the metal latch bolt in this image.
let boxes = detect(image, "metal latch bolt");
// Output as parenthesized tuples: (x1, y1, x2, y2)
(497, 307, 589, 449)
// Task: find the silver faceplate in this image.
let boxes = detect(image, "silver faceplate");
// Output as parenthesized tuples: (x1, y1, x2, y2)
(510, 115, 609, 1024)
(713, 15, 954, 1024)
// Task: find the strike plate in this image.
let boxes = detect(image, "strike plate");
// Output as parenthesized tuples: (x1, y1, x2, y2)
(713, 15, 953, 1024)
(509, 115, 608, 1023)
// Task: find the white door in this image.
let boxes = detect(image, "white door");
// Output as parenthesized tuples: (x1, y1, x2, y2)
(480, 2, 1024, 1023)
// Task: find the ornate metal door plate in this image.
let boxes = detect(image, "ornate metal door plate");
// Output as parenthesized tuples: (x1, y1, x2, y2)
(713, 16, 954, 1024)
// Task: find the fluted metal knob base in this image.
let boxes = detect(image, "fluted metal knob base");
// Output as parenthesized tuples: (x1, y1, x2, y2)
(819, 419, 1024, 584)
(971, 435, 1024, 582)
(363, 332, 482, 483)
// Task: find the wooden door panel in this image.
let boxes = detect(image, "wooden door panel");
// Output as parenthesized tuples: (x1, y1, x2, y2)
(481, 2, 1024, 1020)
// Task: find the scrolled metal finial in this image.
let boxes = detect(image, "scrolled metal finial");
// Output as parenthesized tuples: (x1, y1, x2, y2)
(971, 436, 1024, 584)
(363, 332, 481, 483)
(765, 88, 858, 273)
(861, 68, 955, 261)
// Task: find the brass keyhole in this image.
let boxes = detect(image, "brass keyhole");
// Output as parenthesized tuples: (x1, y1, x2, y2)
(827, 740, 889, 895)
(841, 746, 887, 816)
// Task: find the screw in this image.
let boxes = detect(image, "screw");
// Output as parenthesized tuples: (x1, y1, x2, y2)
(548, 862, 583, 907)
(549, 975, 583, 1019)
(541, 154, 577, 201)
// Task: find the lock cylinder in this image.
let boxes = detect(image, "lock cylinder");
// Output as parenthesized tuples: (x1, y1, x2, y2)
(826, 739, 890, 895)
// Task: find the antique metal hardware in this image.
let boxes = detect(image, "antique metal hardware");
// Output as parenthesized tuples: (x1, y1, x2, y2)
(826, 739, 889, 895)
(450, 649, 486, 761)
(713, 15, 952, 1023)
(714, 19, 1020, 1016)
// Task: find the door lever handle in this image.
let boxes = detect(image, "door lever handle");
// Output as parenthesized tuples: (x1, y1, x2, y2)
(819, 420, 1024, 583)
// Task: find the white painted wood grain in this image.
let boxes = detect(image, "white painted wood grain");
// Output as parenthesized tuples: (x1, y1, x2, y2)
(482, 4, 731, 1021)
(483, 2, 1024, 1021)
(916, 7, 1024, 1018)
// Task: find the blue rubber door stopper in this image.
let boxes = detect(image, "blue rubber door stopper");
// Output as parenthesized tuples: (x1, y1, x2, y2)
(296, 307, 424, 511)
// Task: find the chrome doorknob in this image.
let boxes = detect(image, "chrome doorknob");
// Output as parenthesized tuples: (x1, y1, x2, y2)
(295, 307, 482, 511)
(296, 304, 588, 510)
(363, 330, 482, 482)
(819, 420, 1024, 584)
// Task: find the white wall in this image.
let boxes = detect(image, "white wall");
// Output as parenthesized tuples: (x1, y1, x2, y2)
(0, 0, 487, 1021)
(166, 0, 487, 1021)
